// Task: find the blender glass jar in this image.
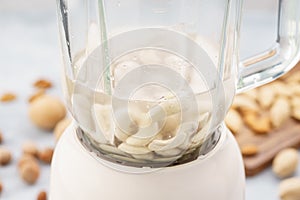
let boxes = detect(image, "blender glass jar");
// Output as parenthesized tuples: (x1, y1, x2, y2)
(57, 0, 300, 167)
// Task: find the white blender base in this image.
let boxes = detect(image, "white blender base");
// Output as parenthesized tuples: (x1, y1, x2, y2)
(50, 123, 245, 200)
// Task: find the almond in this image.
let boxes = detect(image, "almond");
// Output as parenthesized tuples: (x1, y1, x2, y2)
(22, 141, 39, 157)
(33, 79, 52, 89)
(0, 131, 3, 144)
(20, 161, 40, 185)
(37, 190, 47, 200)
(18, 154, 38, 169)
(0, 93, 16, 102)
(0, 147, 12, 166)
(0, 181, 3, 194)
(28, 89, 45, 103)
(38, 148, 54, 164)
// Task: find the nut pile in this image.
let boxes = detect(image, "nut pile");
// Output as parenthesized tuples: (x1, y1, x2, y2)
(0, 78, 68, 199)
(225, 70, 300, 156)
(0, 130, 54, 198)
(225, 70, 300, 200)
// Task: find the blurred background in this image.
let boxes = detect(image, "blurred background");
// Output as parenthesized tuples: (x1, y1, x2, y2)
(0, 0, 291, 199)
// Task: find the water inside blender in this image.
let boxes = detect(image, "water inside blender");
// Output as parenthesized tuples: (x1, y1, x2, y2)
(63, 28, 236, 167)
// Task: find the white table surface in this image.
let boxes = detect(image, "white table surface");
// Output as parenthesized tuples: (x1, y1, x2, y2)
(0, 1, 297, 200)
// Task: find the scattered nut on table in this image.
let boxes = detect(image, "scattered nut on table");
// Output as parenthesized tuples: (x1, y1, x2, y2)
(33, 79, 52, 89)
(0, 131, 3, 144)
(0, 181, 3, 194)
(37, 190, 47, 200)
(272, 148, 299, 179)
(19, 162, 40, 185)
(18, 155, 40, 185)
(279, 177, 300, 200)
(0, 93, 16, 102)
(28, 95, 66, 130)
(22, 141, 39, 157)
(18, 154, 37, 169)
(0, 147, 12, 166)
(38, 148, 54, 164)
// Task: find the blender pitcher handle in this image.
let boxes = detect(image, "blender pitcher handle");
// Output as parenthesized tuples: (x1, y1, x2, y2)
(237, 0, 300, 93)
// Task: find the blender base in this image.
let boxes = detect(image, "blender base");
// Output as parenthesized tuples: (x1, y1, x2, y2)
(50, 123, 245, 200)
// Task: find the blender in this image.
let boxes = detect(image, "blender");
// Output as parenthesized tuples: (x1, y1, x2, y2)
(50, 0, 300, 199)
